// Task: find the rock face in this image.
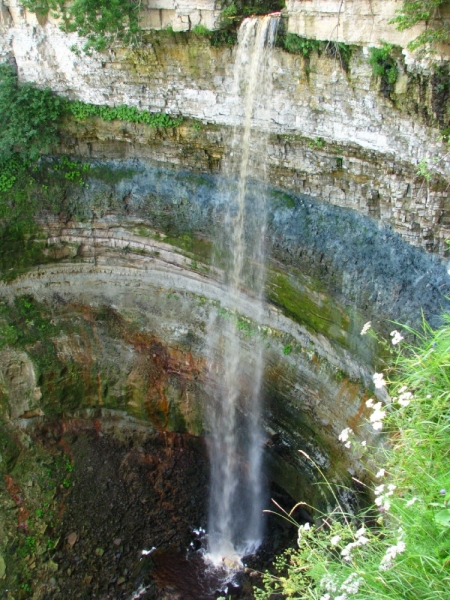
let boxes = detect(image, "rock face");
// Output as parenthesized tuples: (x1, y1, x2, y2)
(0, 1, 449, 507)
(1, 8, 449, 253)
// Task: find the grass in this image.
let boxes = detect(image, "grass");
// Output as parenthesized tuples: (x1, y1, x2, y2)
(256, 315, 450, 599)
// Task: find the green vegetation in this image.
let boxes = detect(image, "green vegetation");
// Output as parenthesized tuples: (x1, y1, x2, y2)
(257, 316, 450, 600)
(391, 0, 450, 50)
(0, 64, 64, 162)
(368, 43, 399, 85)
(368, 43, 400, 98)
(279, 33, 354, 74)
(282, 33, 324, 58)
(0, 62, 182, 228)
(21, 0, 142, 52)
(192, 24, 211, 36)
(67, 99, 183, 127)
(0, 439, 74, 597)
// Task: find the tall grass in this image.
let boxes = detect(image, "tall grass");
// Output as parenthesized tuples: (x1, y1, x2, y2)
(256, 317, 450, 599)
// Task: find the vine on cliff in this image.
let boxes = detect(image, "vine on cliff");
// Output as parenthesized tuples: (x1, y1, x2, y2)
(391, 0, 450, 50)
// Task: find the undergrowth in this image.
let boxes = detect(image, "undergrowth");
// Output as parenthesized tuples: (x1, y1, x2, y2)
(256, 317, 450, 599)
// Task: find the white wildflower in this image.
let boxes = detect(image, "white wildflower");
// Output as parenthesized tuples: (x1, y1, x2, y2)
(369, 402, 386, 431)
(297, 522, 311, 546)
(341, 544, 353, 561)
(355, 526, 366, 538)
(365, 398, 374, 408)
(361, 321, 371, 335)
(361, 440, 367, 447)
(357, 536, 369, 545)
(340, 572, 363, 595)
(383, 499, 391, 511)
(320, 595, 331, 600)
(388, 484, 397, 492)
(376, 468, 385, 478)
(380, 540, 406, 571)
(321, 575, 338, 593)
(375, 496, 383, 506)
(398, 391, 413, 407)
(339, 428, 353, 443)
(399, 385, 408, 393)
(390, 330, 404, 345)
(370, 403, 386, 423)
(344, 441, 351, 449)
(335, 594, 349, 600)
(375, 484, 385, 495)
(373, 372, 386, 388)
(406, 497, 418, 507)
(330, 535, 341, 546)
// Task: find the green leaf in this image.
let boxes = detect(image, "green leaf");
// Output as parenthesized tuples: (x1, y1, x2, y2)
(435, 509, 450, 527)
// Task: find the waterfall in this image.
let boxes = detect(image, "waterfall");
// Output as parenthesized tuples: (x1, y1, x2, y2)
(207, 14, 279, 565)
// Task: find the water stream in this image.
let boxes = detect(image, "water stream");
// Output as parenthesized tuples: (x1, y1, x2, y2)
(207, 14, 280, 566)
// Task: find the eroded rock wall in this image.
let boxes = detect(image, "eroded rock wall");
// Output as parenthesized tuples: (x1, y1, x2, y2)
(0, 1, 449, 504)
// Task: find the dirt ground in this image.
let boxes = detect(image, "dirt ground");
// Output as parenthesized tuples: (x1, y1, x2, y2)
(0, 421, 298, 600)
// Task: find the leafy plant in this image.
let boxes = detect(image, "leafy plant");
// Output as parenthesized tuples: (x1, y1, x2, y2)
(66, 99, 183, 128)
(192, 24, 211, 35)
(282, 33, 324, 58)
(21, 0, 142, 52)
(222, 2, 237, 19)
(390, 0, 450, 50)
(308, 137, 325, 149)
(0, 63, 63, 163)
(326, 41, 354, 73)
(368, 43, 399, 98)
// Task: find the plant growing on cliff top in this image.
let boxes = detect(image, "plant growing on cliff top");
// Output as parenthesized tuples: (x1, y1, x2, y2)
(256, 316, 450, 599)
(21, 0, 142, 52)
(391, 0, 450, 50)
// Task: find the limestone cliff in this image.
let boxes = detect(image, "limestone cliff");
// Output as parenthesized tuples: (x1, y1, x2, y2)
(0, 0, 449, 504)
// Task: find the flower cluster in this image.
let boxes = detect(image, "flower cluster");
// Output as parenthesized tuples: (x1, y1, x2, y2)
(297, 522, 311, 547)
(366, 399, 386, 431)
(341, 527, 370, 562)
(320, 573, 363, 600)
(320, 571, 363, 599)
(360, 321, 371, 335)
(374, 483, 397, 512)
(338, 427, 353, 449)
(390, 330, 404, 345)
(379, 538, 406, 571)
(394, 385, 413, 407)
(372, 372, 386, 388)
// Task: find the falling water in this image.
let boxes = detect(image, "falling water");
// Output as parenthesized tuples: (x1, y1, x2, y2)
(207, 14, 279, 565)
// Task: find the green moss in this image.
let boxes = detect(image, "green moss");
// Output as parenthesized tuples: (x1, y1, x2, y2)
(164, 232, 213, 263)
(271, 189, 296, 209)
(87, 164, 138, 184)
(267, 270, 350, 346)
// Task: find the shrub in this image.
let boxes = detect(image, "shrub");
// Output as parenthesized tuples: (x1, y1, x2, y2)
(368, 43, 399, 85)
(0, 63, 63, 162)
(21, 0, 142, 52)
